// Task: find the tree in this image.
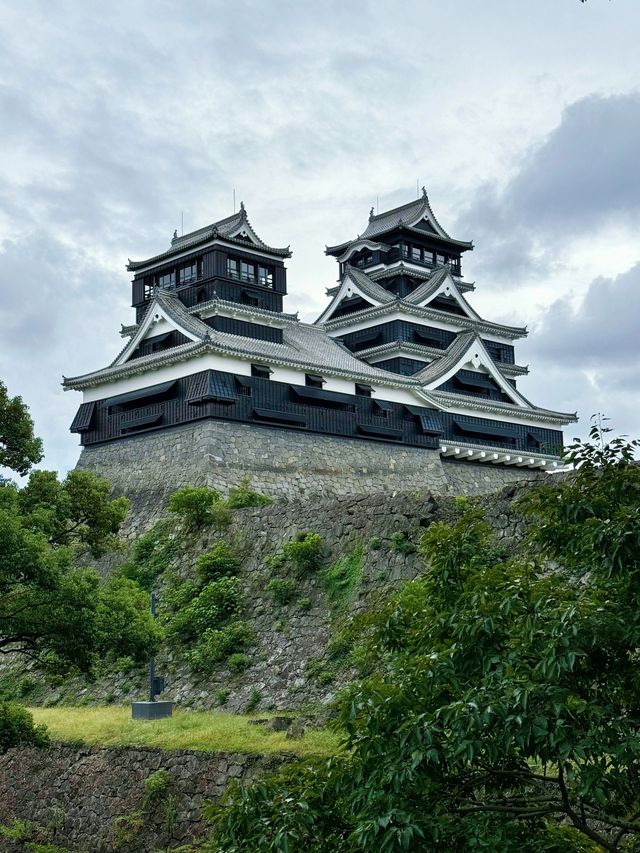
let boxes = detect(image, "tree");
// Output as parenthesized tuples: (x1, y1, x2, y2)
(0, 470, 159, 672)
(0, 380, 43, 476)
(0, 382, 159, 673)
(207, 429, 640, 852)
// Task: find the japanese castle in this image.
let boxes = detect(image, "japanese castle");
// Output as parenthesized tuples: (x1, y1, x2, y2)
(64, 191, 576, 469)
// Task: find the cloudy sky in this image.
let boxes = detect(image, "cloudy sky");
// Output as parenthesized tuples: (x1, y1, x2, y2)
(1, 0, 638, 478)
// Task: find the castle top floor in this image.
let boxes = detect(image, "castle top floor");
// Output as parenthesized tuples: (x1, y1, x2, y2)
(127, 203, 291, 322)
(325, 188, 473, 281)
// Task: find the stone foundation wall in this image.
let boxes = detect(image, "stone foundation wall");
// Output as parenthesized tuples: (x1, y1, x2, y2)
(49, 486, 531, 713)
(76, 420, 546, 529)
(0, 743, 282, 852)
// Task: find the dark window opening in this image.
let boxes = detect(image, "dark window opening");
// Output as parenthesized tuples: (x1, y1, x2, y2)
(251, 364, 272, 380)
(240, 290, 260, 307)
(179, 262, 198, 285)
(355, 383, 372, 397)
(305, 374, 324, 388)
(155, 271, 176, 290)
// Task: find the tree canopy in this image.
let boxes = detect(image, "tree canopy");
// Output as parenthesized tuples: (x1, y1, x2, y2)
(0, 381, 159, 674)
(207, 429, 640, 852)
(0, 380, 43, 476)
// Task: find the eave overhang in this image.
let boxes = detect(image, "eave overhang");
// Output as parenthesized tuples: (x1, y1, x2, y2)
(127, 204, 291, 271)
(322, 300, 528, 341)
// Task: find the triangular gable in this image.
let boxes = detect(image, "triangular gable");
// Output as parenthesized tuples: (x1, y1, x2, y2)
(113, 291, 209, 367)
(418, 335, 531, 408)
(407, 268, 481, 321)
(406, 188, 452, 241)
(315, 268, 394, 324)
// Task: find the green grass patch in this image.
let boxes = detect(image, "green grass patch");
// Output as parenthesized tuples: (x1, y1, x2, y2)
(28, 706, 340, 757)
(324, 545, 364, 608)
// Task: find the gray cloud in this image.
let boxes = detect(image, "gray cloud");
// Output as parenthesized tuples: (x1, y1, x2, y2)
(2, 0, 640, 478)
(458, 93, 640, 281)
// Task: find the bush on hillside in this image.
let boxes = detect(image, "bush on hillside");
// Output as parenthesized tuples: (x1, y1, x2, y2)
(168, 486, 228, 529)
(225, 478, 273, 509)
(196, 541, 242, 584)
(0, 702, 49, 753)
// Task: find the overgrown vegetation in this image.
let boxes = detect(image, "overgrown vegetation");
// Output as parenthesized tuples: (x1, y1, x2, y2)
(225, 478, 273, 509)
(28, 706, 339, 756)
(0, 389, 160, 677)
(206, 428, 640, 852)
(0, 702, 49, 753)
(323, 544, 364, 609)
(280, 531, 324, 577)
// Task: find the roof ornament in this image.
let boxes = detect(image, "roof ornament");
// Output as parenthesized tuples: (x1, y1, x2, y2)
(239, 201, 246, 218)
(421, 186, 428, 199)
(369, 206, 375, 220)
(211, 226, 219, 237)
(173, 229, 178, 239)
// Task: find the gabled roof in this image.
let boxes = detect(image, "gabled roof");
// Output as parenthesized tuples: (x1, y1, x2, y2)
(315, 266, 395, 324)
(112, 289, 213, 366)
(322, 296, 528, 341)
(127, 203, 291, 271)
(335, 239, 391, 264)
(404, 266, 481, 321)
(326, 188, 473, 255)
(415, 333, 532, 408)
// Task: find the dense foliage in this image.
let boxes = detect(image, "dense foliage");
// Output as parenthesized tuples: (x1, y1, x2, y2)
(207, 429, 640, 852)
(0, 469, 159, 672)
(0, 380, 43, 476)
(0, 702, 49, 753)
(161, 538, 254, 673)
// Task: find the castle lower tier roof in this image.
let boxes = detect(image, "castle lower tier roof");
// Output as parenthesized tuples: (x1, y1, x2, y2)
(322, 299, 527, 340)
(127, 203, 291, 271)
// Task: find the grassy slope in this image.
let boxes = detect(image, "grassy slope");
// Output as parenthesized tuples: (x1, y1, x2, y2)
(29, 706, 340, 757)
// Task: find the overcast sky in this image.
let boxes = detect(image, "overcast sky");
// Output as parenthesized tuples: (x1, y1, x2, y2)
(1, 0, 638, 478)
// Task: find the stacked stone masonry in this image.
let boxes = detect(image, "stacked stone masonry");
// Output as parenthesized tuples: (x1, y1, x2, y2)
(54, 483, 533, 713)
(76, 419, 546, 532)
(0, 743, 283, 852)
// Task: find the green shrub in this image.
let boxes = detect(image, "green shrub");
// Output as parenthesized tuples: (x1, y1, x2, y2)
(143, 769, 173, 811)
(390, 530, 416, 554)
(0, 819, 35, 841)
(196, 541, 242, 584)
(324, 545, 364, 608)
(0, 702, 49, 753)
(297, 596, 312, 611)
(165, 576, 243, 644)
(245, 689, 262, 712)
(118, 518, 177, 590)
(228, 652, 250, 673)
(185, 622, 255, 672)
(267, 578, 296, 605)
(215, 689, 231, 706)
(369, 536, 382, 550)
(226, 478, 273, 509)
(168, 486, 224, 529)
(282, 532, 324, 576)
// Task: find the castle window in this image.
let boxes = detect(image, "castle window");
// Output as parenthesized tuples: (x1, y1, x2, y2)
(251, 364, 272, 380)
(305, 374, 324, 388)
(355, 383, 372, 397)
(436, 253, 446, 265)
(155, 270, 175, 289)
(241, 261, 255, 282)
(411, 246, 421, 262)
(179, 262, 198, 285)
(258, 266, 273, 287)
(227, 258, 240, 279)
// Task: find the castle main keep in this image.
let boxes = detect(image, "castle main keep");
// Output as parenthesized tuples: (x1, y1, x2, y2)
(64, 191, 576, 501)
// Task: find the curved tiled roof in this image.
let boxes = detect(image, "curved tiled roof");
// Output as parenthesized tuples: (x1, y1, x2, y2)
(127, 203, 291, 270)
(326, 189, 472, 254)
(344, 266, 396, 305)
